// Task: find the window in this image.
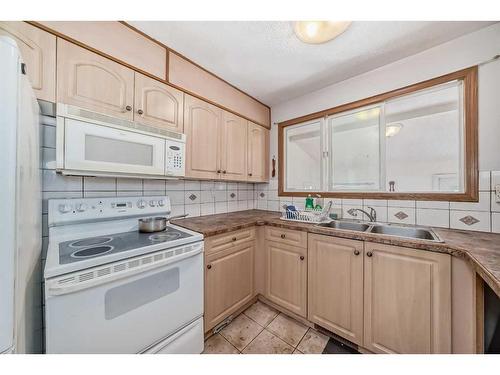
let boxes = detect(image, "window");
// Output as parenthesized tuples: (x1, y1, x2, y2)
(278, 67, 478, 201)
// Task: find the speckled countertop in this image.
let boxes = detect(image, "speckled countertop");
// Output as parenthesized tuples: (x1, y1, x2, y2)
(172, 209, 500, 297)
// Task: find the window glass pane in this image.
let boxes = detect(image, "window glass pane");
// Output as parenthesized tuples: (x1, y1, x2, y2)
(328, 106, 381, 191)
(285, 120, 322, 191)
(384, 81, 463, 192)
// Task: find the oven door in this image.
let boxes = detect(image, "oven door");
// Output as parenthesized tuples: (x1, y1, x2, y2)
(63, 118, 166, 175)
(44, 247, 203, 354)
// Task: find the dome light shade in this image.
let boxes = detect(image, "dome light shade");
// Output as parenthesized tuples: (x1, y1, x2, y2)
(294, 21, 351, 44)
(386, 123, 404, 137)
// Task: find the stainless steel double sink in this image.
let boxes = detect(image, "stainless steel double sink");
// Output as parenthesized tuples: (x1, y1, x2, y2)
(316, 220, 442, 242)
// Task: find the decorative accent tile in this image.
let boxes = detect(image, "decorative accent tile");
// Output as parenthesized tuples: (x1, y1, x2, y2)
(259, 192, 266, 198)
(189, 193, 197, 201)
(394, 211, 408, 220)
(450, 210, 491, 232)
(459, 215, 480, 226)
(388, 207, 415, 225)
(230, 192, 236, 199)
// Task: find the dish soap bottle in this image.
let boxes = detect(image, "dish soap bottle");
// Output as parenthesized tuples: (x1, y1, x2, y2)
(305, 194, 314, 211)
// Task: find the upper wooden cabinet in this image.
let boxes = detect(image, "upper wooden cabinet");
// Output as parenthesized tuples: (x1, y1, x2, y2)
(265, 238, 307, 318)
(205, 241, 255, 332)
(36, 21, 167, 79)
(220, 111, 247, 180)
(308, 234, 364, 346)
(0, 21, 56, 102)
(168, 51, 270, 128)
(363, 242, 451, 354)
(184, 95, 222, 179)
(57, 39, 135, 120)
(247, 122, 269, 182)
(134, 73, 184, 132)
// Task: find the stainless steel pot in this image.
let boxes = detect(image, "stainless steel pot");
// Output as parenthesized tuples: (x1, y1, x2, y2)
(138, 217, 167, 233)
(138, 214, 188, 233)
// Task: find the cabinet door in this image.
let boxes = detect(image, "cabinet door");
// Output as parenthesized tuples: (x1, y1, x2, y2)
(308, 234, 364, 345)
(134, 73, 184, 132)
(205, 242, 254, 331)
(247, 122, 269, 182)
(0, 21, 56, 102)
(57, 39, 135, 120)
(184, 94, 222, 179)
(266, 240, 307, 317)
(363, 242, 451, 353)
(221, 111, 247, 181)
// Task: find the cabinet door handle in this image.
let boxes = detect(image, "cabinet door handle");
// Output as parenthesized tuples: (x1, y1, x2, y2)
(354, 250, 360, 256)
(217, 170, 221, 174)
(232, 237, 237, 241)
(125, 105, 132, 111)
(366, 251, 373, 257)
(248, 173, 252, 177)
(137, 109, 144, 115)
(207, 264, 212, 269)
(300, 255, 305, 261)
(280, 234, 286, 239)
(222, 170, 227, 174)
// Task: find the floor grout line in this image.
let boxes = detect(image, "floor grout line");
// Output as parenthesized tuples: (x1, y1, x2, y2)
(217, 333, 242, 354)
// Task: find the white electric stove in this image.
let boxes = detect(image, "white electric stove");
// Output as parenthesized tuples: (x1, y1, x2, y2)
(44, 195, 204, 354)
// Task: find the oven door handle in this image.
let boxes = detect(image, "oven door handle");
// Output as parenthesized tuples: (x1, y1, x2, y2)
(46, 246, 203, 297)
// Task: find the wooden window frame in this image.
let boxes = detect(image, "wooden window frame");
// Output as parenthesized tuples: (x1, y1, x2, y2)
(278, 66, 478, 202)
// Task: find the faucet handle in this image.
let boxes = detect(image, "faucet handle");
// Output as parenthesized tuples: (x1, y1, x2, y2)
(367, 206, 377, 221)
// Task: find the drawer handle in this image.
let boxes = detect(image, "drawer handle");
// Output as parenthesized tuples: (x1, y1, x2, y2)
(137, 109, 144, 115)
(366, 251, 373, 257)
(217, 170, 221, 174)
(280, 234, 286, 239)
(248, 173, 253, 177)
(300, 255, 305, 261)
(232, 237, 237, 241)
(207, 264, 212, 269)
(223, 170, 227, 174)
(125, 105, 132, 111)
(354, 250, 360, 256)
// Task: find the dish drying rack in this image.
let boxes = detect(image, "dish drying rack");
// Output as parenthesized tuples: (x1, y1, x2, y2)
(280, 201, 332, 224)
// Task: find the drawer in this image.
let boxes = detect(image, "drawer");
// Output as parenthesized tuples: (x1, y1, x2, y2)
(265, 226, 307, 248)
(205, 227, 256, 255)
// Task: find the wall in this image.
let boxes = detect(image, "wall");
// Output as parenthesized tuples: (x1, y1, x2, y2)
(258, 23, 500, 233)
(39, 111, 257, 353)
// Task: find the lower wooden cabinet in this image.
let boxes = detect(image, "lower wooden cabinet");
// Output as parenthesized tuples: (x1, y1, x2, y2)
(204, 241, 254, 332)
(265, 240, 307, 317)
(308, 234, 364, 345)
(363, 242, 451, 354)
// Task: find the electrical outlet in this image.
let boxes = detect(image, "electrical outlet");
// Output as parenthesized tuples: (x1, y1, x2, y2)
(495, 184, 500, 203)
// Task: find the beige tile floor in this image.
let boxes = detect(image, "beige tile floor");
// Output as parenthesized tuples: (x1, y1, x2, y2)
(203, 301, 329, 354)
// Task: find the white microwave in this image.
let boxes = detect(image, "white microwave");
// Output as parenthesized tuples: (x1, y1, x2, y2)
(56, 104, 185, 178)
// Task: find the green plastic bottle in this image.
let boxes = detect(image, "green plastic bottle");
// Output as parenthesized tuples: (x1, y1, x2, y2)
(305, 194, 314, 210)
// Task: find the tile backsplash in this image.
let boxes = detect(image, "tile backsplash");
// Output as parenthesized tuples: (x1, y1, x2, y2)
(256, 170, 500, 234)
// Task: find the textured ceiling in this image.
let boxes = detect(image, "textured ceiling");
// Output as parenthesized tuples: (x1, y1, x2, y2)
(130, 21, 495, 106)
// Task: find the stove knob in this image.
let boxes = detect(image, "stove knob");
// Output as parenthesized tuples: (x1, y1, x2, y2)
(149, 200, 157, 207)
(137, 200, 147, 209)
(76, 203, 88, 212)
(158, 199, 166, 207)
(58, 203, 73, 213)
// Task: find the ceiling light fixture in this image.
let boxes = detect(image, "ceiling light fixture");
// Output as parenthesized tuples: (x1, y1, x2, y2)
(385, 123, 404, 137)
(293, 21, 351, 44)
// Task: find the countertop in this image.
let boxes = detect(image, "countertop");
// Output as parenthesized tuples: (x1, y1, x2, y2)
(172, 209, 500, 297)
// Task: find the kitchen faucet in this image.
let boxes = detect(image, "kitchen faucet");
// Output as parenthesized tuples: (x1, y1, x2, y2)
(348, 207, 377, 222)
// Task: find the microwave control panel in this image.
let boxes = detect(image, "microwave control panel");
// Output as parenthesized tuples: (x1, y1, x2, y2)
(165, 140, 185, 177)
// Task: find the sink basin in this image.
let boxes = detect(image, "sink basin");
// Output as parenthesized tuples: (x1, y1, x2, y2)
(317, 221, 371, 232)
(368, 225, 440, 241)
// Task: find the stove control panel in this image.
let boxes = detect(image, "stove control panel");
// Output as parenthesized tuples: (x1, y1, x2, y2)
(49, 196, 172, 227)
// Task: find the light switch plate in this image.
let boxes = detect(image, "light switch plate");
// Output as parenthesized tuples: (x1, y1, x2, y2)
(495, 184, 500, 203)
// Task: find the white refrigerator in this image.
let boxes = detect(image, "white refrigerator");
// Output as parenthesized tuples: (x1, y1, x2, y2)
(0, 36, 41, 354)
